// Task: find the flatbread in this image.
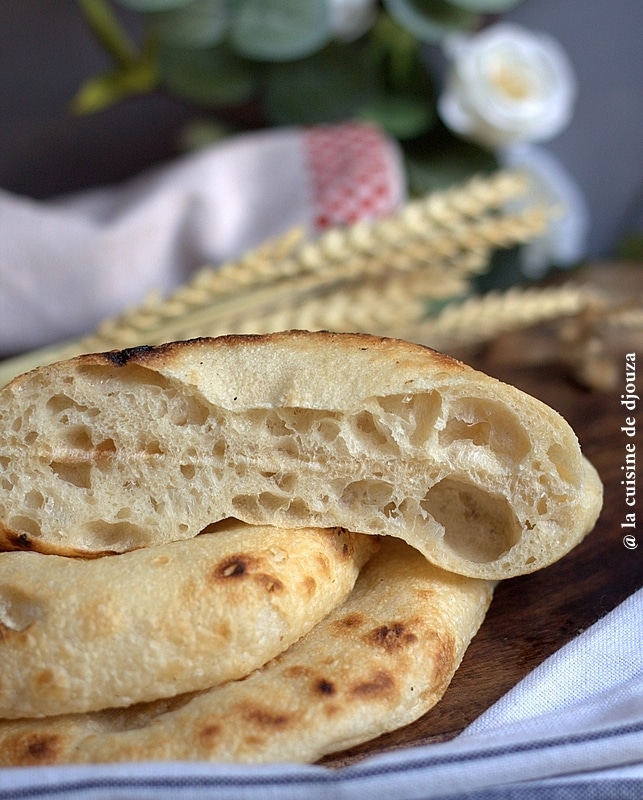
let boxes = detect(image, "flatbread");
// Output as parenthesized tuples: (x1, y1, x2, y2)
(0, 522, 378, 718)
(0, 537, 494, 766)
(0, 331, 602, 578)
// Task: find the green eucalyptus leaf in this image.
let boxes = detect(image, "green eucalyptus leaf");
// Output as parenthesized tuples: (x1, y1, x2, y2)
(448, 0, 522, 11)
(148, 0, 231, 48)
(158, 42, 255, 105)
(382, 0, 477, 43)
(76, 0, 139, 68)
(115, 0, 193, 11)
(475, 247, 526, 293)
(404, 128, 497, 195)
(359, 95, 434, 139)
(361, 16, 435, 138)
(71, 57, 159, 113)
(231, 0, 331, 61)
(264, 44, 371, 125)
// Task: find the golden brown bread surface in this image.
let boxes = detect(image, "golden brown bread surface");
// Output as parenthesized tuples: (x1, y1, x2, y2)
(0, 331, 602, 578)
(0, 522, 377, 719)
(0, 538, 494, 766)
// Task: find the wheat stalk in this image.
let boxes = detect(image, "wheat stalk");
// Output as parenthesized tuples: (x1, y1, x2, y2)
(212, 270, 470, 338)
(85, 201, 548, 348)
(181, 169, 533, 301)
(395, 284, 598, 351)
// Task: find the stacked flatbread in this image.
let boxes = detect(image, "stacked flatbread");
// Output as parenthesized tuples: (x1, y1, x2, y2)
(0, 332, 602, 766)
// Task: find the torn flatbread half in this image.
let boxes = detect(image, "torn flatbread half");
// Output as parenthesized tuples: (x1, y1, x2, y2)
(0, 537, 494, 766)
(0, 331, 602, 578)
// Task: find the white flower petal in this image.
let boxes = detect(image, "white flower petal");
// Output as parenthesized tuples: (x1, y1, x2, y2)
(499, 143, 589, 277)
(438, 22, 577, 149)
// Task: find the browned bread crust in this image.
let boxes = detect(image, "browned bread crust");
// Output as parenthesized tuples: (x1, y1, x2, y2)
(0, 331, 602, 578)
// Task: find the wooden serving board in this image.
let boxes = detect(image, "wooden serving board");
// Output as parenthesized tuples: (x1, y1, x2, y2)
(323, 333, 643, 768)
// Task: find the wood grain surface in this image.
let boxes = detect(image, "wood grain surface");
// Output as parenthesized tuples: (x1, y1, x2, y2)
(323, 325, 643, 767)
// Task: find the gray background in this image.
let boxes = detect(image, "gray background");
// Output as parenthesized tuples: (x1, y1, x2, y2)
(1, 0, 642, 259)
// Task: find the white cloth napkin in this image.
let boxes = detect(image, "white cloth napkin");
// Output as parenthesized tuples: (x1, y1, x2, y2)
(1, 586, 641, 799)
(0, 122, 405, 358)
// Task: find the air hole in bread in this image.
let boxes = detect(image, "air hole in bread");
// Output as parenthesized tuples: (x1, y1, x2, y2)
(382, 501, 401, 519)
(276, 473, 297, 493)
(340, 478, 394, 510)
(61, 426, 93, 452)
(257, 491, 291, 514)
(421, 478, 521, 563)
(45, 394, 88, 417)
(144, 439, 164, 456)
(439, 418, 490, 447)
(375, 392, 441, 447)
(168, 396, 210, 427)
(547, 442, 578, 485)
(315, 419, 341, 444)
(287, 497, 309, 518)
(261, 471, 297, 493)
(24, 491, 45, 510)
(180, 464, 196, 480)
(86, 520, 152, 550)
(350, 411, 393, 451)
(8, 515, 41, 539)
(275, 437, 301, 460)
(264, 412, 290, 437)
(274, 408, 317, 436)
(50, 460, 92, 490)
(439, 399, 531, 462)
(232, 494, 260, 516)
(97, 438, 116, 454)
(0, 587, 45, 632)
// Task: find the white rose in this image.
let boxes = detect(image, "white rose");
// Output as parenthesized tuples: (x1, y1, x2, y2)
(328, 0, 377, 42)
(438, 22, 577, 149)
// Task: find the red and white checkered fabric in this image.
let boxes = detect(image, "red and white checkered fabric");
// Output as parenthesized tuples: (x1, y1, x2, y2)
(303, 122, 404, 231)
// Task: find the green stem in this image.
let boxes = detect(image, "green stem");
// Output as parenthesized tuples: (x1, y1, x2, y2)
(75, 0, 139, 68)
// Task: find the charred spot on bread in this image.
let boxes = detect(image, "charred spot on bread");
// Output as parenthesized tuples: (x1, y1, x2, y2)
(7, 732, 64, 764)
(350, 670, 395, 698)
(333, 612, 365, 631)
(367, 622, 418, 652)
(315, 679, 336, 696)
(240, 704, 292, 729)
(216, 556, 250, 578)
(103, 345, 159, 367)
(6, 530, 33, 550)
(198, 723, 221, 746)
